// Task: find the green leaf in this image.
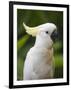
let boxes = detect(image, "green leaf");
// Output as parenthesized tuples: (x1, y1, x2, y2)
(17, 35, 30, 51)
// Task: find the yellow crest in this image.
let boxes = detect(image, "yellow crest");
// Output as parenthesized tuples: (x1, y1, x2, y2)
(23, 23, 38, 36)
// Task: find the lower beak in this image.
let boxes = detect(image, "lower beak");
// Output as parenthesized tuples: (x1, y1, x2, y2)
(51, 30, 58, 41)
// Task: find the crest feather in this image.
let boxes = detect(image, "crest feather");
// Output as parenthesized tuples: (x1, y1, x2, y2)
(23, 22, 38, 36)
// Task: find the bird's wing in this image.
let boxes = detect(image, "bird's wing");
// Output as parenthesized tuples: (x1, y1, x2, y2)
(24, 48, 34, 80)
(31, 47, 54, 79)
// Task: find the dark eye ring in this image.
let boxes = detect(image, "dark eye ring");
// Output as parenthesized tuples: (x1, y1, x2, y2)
(46, 31, 48, 34)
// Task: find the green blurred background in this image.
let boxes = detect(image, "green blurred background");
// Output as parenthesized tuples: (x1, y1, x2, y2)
(17, 9, 63, 80)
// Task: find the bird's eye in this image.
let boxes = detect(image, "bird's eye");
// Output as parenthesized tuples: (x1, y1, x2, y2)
(46, 31, 48, 34)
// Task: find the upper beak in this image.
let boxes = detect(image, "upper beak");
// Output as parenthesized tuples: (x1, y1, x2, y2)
(51, 30, 58, 41)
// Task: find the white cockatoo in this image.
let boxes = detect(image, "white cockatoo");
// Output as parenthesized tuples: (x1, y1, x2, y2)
(23, 22, 57, 80)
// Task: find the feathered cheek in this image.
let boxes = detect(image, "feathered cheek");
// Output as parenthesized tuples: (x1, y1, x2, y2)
(40, 32, 48, 37)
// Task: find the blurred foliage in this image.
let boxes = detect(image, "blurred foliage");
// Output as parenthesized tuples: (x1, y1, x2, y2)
(17, 35, 30, 51)
(17, 9, 63, 80)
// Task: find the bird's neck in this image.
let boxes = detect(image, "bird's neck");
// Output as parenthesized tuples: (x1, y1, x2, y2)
(34, 35, 53, 49)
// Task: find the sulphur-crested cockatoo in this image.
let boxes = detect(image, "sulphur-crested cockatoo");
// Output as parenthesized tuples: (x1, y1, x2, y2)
(23, 22, 57, 80)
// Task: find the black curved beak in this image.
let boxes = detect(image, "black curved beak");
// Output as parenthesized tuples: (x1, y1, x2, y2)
(51, 30, 58, 41)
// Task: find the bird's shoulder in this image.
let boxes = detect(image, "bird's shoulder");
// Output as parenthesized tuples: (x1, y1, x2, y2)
(27, 46, 53, 55)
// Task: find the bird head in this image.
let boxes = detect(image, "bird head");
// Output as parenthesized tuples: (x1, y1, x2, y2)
(23, 22, 57, 42)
